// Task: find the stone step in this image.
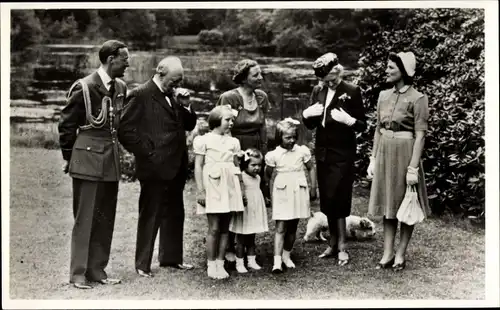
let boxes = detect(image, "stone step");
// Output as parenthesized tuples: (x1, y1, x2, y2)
(10, 106, 61, 122)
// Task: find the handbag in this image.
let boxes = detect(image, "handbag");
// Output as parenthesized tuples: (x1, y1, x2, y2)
(396, 185, 425, 225)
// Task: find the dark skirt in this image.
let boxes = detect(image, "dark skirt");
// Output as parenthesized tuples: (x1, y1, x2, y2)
(316, 159, 355, 219)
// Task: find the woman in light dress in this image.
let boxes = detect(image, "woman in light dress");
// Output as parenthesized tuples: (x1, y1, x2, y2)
(367, 51, 431, 271)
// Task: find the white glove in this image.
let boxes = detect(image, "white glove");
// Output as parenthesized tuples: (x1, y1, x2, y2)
(331, 108, 356, 126)
(303, 102, 324, 119)
(367, 156, 375, 179)
(406, 166, 419, 185)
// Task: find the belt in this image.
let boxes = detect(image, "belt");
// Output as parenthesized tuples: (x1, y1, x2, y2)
(380, 128, 413, 139)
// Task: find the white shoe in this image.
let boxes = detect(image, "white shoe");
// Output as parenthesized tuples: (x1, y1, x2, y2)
(225, 252, 236, 262)
(235, 258, 248, 274)
(216, 259, 229, 279)
(247, 256, 262, 270)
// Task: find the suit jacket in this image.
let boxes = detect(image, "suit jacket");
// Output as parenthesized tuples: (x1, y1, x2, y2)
(118, 79, 197, 181)
(303, 80, 367, 163)
(58, 71, 127, 182)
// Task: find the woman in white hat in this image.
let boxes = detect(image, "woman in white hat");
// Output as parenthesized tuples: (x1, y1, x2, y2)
(367, 51, 431, 271)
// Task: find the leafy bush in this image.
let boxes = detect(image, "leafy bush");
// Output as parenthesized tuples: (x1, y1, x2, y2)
(356, 9, 485, 217)
(198, 29, 225, 47)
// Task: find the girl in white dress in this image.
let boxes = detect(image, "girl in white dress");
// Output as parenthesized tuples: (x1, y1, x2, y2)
(194, 106, 246, 279)
(230, 148, 269, 273)
(265, 118, 317, 273)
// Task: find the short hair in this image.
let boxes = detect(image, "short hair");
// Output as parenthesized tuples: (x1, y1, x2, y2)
(240, 148, 264, 171)
(156, 56, 182, 77)
(98, 40, 127, 64)
(232, 59, 259, 85)
(388, 52, 414, 85)
(275, 118, 299, 145)
(207, 105, 233, 130)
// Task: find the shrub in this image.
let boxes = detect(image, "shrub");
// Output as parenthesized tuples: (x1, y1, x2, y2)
(198, 29, 225, 47)
(356, 9, 485, 217)
(272, 26, 322, 58)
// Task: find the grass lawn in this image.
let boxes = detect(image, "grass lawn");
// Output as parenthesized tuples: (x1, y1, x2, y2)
(8, 147, 485, 300)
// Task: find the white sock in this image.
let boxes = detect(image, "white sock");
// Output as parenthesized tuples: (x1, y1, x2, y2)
(207, 260, 217, 279)
(247, 255, 261, 270)
(273, 255, 282, 269)
(235, 257, 248, 273)
(282, 250, 295, 268)
(216, 259, 229, 279)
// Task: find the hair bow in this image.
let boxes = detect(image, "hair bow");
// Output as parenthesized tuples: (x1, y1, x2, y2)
(243, 150, 252, 161)
(283, 117, 300, 125)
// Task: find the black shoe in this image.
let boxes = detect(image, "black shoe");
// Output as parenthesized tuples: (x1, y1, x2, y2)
(160, 263, 194, 270)
(376, 256, 395, 270)
(392, 260, 406, 271)
(95, 278, 121, 285)
(136, 269, 154, 278)
(271, 267, 283, 274)
(72, 282, 93, 289)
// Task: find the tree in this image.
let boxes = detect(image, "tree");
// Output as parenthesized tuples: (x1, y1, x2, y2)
(11, 10, 43, 51)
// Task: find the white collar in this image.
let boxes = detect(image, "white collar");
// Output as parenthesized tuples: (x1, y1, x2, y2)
(276, 144, 298, 153)
(394, 85, 411, 94)
(97, 66, 113, 91)
(153, 77, 164, 94)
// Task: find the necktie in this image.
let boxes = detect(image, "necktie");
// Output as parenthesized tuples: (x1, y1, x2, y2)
(108, 80, 116, 97)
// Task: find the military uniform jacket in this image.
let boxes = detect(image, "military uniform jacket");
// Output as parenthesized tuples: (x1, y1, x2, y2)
(58, 71, 127, 182)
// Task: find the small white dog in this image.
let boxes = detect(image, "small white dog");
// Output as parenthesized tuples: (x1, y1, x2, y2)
(303, 212, 376, 242)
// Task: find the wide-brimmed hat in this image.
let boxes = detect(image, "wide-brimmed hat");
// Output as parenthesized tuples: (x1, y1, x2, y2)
(312, 52, 339, 78)
(396, 51, 416, 77)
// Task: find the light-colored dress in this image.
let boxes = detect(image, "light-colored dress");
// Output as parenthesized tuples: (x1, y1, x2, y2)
(265, 145, 311, 220)
(368, 85, 431, 219)
(193, 132, 245, 215)
(230, 172, 269, 234)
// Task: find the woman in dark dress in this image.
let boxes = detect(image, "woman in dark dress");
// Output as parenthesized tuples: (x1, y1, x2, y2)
(216, 59, 270, 262)
(302, 52, 367, 266)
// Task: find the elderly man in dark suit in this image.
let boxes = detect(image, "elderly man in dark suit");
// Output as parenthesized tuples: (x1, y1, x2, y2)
(302, 52, 367, 266)
(118, 56, 197, 278)
(58, 40, 130, 289)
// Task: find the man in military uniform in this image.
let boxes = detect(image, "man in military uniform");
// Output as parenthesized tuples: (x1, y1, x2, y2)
(58, 40, 130, 289)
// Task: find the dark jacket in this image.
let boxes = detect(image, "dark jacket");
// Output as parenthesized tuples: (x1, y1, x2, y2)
(303, 80, 367, 163)
(118, 79, 197, 181)
(58, 71, 127, 182)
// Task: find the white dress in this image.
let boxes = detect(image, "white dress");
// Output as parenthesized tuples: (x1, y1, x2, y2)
(230, 172, 269, 234)
(193, 132, 245, 214)
(265, 145, 312, 220)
